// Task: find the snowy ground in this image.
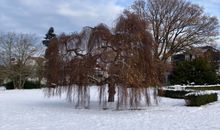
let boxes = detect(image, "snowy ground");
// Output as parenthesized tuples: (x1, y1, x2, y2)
(0, 88, 220, 130)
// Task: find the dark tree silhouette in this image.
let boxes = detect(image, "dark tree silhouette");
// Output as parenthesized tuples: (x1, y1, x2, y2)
(42, 27, 56, 47)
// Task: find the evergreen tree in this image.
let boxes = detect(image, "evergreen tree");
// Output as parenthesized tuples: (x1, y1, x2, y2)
(170, 58, 218, 85)
(42, 27, 56, 47)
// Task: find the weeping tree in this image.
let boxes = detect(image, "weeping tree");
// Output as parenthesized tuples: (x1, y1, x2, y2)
(114, 14, 159, 108)
(87, 11, 159, 107)
(44, 12, 159, 110)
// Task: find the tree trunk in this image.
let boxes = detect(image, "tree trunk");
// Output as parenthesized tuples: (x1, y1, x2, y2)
(13, 81, 18, 89)
(108, 83, 116, 102)
(38, 77, 43, 87)
(13, 76, 26, 89)
(18, 76, 22, 89)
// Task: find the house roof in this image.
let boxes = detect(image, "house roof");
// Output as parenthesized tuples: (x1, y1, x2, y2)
(197, 46, 220, 53)
(172, 45, 220, 62)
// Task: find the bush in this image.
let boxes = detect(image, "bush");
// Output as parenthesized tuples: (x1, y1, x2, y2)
(158, 89, 193, 99)
(3, 81, 44, 90)
(23, 81, 44, 89)
(3, 82, 14, 90)
(170, 58, 218, 85)
(185, 86, 220, 91)
(185, 91, 218, 106)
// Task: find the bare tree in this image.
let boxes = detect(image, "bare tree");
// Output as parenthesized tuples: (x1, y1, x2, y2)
(131, 0, 219, 62)
(0, 32, 38, 89)
(32, 57, 46, 85)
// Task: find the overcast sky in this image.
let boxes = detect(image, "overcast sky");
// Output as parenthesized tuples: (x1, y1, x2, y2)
(0, 0, 219, 41)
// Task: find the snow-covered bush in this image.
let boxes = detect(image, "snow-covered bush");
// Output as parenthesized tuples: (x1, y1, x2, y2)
(166, 85, 186, 90)
(0, 86, 6, 91)
(185, 91, 218, 106)
(158, 89, 193, 99)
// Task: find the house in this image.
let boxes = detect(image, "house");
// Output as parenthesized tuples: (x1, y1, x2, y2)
(172, 46, 220, 62)
(27, 56, 46, 84)
(171, 46, 220, 74)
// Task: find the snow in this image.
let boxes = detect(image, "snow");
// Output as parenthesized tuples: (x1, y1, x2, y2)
(186, 91, 217, 96)
(0, 86, 6, 91)
(165, 84, 220, 89)
(1, 88, 220, 130)
(192, 84, 220, 87)
(162, 88, 193, 92)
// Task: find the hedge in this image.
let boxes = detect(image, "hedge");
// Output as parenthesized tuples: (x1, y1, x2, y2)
(4, 81, 44, 90)
(185, 86, 220, 91)
(185, 91, 218, 106)
(158, 89, 193, 99)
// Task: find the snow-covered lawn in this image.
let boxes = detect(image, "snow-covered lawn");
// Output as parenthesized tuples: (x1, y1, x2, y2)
(0, 88, 220, 130)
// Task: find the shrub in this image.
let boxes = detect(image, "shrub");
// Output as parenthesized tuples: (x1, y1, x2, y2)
(23, 81, 44, 89)
(158, 89, 193, 99)
(170, 58, 218, 85)
(3, 82, 14, 90)
(185, 86, 220, 91)
(185, 91, 218, 106)
(3, 81, 44, 90)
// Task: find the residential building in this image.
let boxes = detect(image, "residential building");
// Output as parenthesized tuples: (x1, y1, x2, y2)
(171, 46, 220, 74)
